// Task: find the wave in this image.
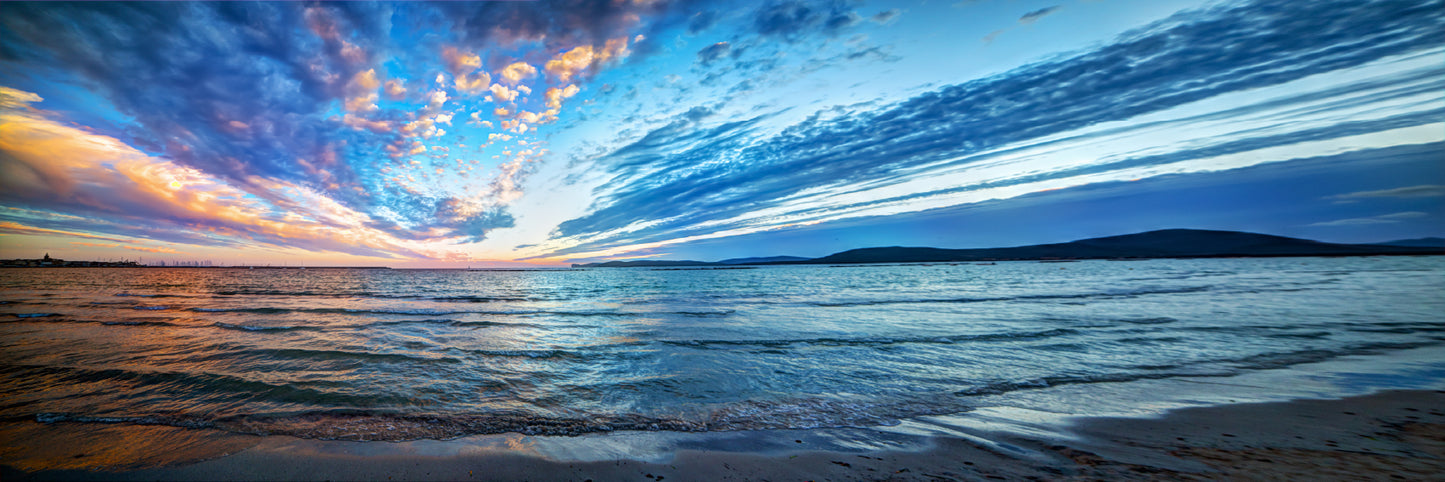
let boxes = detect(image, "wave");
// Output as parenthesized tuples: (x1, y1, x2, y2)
(805, 286, 1211, 307)
(190, 307, 473, 316)
(211, 322, 322, 333)
(956, 370, 1236, 396)
(1232, 341, 1441, 370)
(8, 364, 410, 407)
(955, 340, 1445, 397)
(1118, 317, 1178, 324)
(661, 328, 1078, 349)
(187, 306, 720, 318)
(236, 347, 462, 365)
(11, 315, 549, 332)
(454, 348, 589, 360)
(213, 290, 368, 297)
(428, 296, 532, 303)
(210, 290, 536, 303)
(101, 320, 180, 327)
(366, 319, 543, 329)
(3, 316, 184, 328)
(674, 310, 736, 317)
(33, 409, 708, 441)
(32, 394, 971, 441)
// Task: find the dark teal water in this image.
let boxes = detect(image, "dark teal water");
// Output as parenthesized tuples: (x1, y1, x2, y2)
(1, 257, 1442, 440)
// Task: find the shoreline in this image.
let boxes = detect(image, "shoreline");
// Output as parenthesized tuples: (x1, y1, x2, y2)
(5, 389, 1443, 481)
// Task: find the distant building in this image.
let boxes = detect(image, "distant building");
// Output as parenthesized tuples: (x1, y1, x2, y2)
(1, 253, 141, 268)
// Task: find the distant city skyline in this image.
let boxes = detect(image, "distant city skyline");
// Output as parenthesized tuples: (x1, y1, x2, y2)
(1, 0, 1441, 267)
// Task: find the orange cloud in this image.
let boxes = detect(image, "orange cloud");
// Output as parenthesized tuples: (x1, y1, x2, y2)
(0, 222, 131, 243)
(499, 62, 538, 84)
(544, 84, 580, 110)
(443, 46, 491, 94)
(69, 241, 120, 248)
(342, 113, 392, 133)
(66, 241, 179, 254)
(124, 245, 179, 253)
(0, 88, 437, 260)
(384, 79, 408, 100)
(489, 83, 520, 103)
(344, 69, 381, 112)
(544, 37, 632, 84)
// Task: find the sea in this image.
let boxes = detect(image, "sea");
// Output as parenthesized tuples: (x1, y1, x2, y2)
(2, 257, 1443, 442)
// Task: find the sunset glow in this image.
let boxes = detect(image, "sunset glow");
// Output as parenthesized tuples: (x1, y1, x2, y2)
(1, 0, 1440, 267)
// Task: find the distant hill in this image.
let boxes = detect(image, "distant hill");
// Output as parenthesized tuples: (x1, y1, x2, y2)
(571, 260, 714, 268)
(809, 229, 1440, 264)
(717, 256, 810, 265)
(1372, 237, 1445, 248)
(570, 229, 1442, 267)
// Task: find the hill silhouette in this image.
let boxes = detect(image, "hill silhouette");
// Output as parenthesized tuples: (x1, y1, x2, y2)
(1373, 237, 1445, 248)
(570, 229, 1443, 267)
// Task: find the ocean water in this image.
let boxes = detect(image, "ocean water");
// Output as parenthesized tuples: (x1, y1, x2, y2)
(1, 257, 1442, 441)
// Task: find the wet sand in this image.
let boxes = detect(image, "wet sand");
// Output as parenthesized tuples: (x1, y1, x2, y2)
(4, 389, 1443, 480)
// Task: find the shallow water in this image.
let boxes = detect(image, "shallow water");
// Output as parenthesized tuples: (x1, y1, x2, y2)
(1, 257, 1441, 440)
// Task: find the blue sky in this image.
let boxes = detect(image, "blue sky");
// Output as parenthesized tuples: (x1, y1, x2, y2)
(0, 0, 1440, 266)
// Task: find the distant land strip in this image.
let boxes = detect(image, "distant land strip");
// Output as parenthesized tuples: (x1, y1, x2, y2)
(571, 229, 1445, 268)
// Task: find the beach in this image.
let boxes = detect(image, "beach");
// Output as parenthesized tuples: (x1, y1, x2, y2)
(3, 0, 1441, 477)
(2, 259, 1442, 480)
(4, 389, 1442, 480)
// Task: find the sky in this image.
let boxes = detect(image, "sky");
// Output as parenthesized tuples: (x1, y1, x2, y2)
(0, 0, 1441, 267)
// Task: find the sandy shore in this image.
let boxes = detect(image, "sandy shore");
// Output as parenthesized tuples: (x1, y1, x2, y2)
(4, 389, 1443, 481)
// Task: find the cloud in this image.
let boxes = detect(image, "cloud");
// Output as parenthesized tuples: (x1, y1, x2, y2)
(687, 10, 719, 34)
(0, 87, 43, 110)
(489, 83, 521, 103)
(544, 85, 581, 110)
(442, 46, 483, 75)
(69, 242, 121, 248)
(435, 0, 686, 53)
(871, 9, 901, 25)
(536, 0, 1445, 259)
(1019, 6, 1061, 25)
(697, 42, 732, 65)
(544, 37, 633, 84)
(384, 80, 408, 100)
(499, 62, 539, 84)
(443, 46, 493, 94)
(982, 29, 1006, 44)
(0, 89, 432, 259)
(1, 222, 133, 243)
(344, 69, 382, 112)
(752, 0, 865, 41)
(0, 1, 708, 256)
(1327, 184, 1445, 201)
(0, 2, 377, 191)
(125, 245, 180, 254)
(1307, 211, 1429, 227)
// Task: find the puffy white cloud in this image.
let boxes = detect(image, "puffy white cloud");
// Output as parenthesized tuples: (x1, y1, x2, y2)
(384, 80, 408, 100)
(489, 83, 520, 103)
(343, 69, 381, 112)
(544, 84, 580, 109)
(544, 37, 631, 84)
(499, 62, 538, 84)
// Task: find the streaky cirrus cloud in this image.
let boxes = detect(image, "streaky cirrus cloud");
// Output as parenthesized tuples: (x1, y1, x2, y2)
(1, 0, 1441, 265)
(1018, 6, 1061, 25)
(530, 0, 1444, 260)
(0, 88, 430, 259)
(0, 0, 700, 262)
(1308, 211, 1429, 227)
(1327, 185, 1445, 202)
